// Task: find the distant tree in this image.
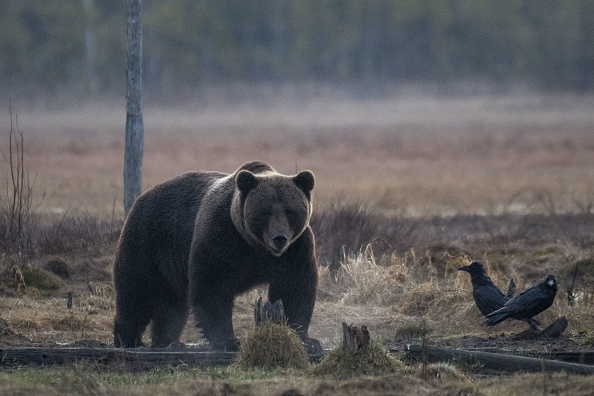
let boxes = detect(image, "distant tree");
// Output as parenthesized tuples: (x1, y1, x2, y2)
(82, 0, 98, 94)
(124, 0, 143, 215)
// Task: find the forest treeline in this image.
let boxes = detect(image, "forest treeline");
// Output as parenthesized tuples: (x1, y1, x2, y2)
(1, 0, 593, 99)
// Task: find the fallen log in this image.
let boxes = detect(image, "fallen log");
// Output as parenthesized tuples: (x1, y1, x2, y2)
(404, 344, 594, 375)
(0, 347, 236, 367)
(445, 348, 594, 365)
(0, 345, 327, 367)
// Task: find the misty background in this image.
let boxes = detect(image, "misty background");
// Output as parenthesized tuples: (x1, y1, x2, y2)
(1, 0, 593, 105)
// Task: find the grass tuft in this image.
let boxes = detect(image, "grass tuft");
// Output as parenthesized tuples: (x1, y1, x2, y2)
(234, 322, 309, 370)
(394, 322, 432, 340)
(13, 265, 62, 294)
(310, 340, 404, 379)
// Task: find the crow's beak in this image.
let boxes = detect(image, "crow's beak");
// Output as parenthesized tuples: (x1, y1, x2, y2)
(457, 266, 470, 272)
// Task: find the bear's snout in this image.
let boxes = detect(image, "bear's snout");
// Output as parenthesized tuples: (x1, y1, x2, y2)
(271, 233, 289, 251)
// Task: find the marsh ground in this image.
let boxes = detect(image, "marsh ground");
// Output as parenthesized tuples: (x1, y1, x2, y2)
(1, 93, 594, 395)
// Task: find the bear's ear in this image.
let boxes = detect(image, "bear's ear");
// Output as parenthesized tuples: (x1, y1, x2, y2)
(293, 170, 315, 194)
(236, 170, 258, 194)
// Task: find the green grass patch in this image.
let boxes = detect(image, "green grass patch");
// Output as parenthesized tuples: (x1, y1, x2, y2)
(309, 340, 406, 379)
(0, 364, 316, 396)
(14, 265, 63, 295)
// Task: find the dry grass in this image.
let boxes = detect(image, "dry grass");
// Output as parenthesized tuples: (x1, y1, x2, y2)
(313, 246, 594, 344)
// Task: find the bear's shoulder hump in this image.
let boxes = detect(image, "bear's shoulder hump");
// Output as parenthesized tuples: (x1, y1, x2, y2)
(237, 161, 275, 175)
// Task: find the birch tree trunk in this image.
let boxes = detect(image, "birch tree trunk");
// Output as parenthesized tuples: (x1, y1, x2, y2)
(124, 0, 144, 215)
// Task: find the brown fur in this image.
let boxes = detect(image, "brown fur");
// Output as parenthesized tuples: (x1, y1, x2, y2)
(113, 161, 319, 351)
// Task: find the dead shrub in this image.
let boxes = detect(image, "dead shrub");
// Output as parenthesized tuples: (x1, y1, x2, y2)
(70, 259, 113, 282)
(0, 106, 35, 255)
(43, 258, 71, 279)
(318, 246, 406, 306)
(405, 245, 467, 283)
(311, 200, 417, 272)
(38, 214, 120, 255)
(0, 113, 119, 256)
(86, 284, 115, 310)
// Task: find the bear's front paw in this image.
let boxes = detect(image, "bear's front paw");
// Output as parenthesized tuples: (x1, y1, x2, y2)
(302, 337, 323, 354)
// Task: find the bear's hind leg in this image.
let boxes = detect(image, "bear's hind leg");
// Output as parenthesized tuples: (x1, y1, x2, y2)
(150, 301, 189, 348)
(113, 286, 157, 348)
(113, 309, 151, 348)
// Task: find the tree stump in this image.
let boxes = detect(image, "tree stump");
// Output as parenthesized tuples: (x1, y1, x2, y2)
(342, 322, 370, 353)
(254, 297, 286, 325)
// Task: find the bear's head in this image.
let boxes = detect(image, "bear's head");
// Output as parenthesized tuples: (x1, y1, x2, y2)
(232, 169, 314, 257)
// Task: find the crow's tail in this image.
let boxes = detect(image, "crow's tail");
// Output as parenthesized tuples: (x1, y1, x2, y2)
(484, 311, 509, 326)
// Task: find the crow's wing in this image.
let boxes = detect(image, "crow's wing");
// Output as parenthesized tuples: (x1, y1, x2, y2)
(500, 284, 553, 319)
(473, 284, 508, 316)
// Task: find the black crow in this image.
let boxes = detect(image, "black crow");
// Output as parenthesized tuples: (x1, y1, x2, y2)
(458, 262, 508, 317)
(485, 275, 557, 329)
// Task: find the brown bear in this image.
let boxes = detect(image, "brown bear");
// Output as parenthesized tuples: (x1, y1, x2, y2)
(113, 161, 320, 352)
